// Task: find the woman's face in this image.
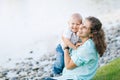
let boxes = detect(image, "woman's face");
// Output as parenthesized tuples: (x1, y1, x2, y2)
(77, 19, 91, 38)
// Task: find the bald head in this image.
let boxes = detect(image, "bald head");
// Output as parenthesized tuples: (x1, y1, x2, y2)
(71, 13, 82, 19)
(69, 13, 82, 23)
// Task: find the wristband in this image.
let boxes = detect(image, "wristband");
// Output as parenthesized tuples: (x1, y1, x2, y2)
(64, 46, 69, 50)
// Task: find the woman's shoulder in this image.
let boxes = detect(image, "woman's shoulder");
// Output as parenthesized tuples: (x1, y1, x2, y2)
(77, 39, 98, 58)
(77, 39, 96, 53)
(84, 39, 95, 48)
(85, 39, 98, 56)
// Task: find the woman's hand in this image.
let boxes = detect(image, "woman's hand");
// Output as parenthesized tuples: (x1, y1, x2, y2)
(76, 42, 83, 47)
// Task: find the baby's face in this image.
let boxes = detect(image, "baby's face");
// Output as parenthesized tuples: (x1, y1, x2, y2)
(68, 18, 82, 33)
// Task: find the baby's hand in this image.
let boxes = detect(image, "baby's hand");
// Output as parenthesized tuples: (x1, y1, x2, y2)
(76, 42, 83, 47)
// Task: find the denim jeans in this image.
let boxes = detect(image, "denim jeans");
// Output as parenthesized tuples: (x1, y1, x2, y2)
(52, 44, 64, 74)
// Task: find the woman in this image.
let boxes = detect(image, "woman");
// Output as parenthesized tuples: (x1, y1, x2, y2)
(44, 16, 106, 80)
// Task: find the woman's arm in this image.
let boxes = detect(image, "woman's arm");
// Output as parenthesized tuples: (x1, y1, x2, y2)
(64, 48, 77, 69)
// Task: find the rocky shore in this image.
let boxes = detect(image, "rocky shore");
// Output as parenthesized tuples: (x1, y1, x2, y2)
(0, 23, 120, 80)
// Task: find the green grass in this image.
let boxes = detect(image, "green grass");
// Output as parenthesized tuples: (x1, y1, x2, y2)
(93, 58, 120, 80)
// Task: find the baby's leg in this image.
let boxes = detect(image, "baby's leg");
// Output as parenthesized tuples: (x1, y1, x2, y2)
(51, 44, 64, 75)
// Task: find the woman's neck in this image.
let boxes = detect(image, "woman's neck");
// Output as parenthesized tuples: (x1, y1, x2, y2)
(81, 37, 89, 44)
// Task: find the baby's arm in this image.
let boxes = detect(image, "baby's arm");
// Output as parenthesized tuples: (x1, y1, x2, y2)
(62, 36, 77, 49)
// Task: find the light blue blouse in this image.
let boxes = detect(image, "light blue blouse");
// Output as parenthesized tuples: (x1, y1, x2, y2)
(54, 39, 99, 80)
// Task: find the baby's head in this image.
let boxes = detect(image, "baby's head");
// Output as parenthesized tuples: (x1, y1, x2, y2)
(68, 13, 82, 33)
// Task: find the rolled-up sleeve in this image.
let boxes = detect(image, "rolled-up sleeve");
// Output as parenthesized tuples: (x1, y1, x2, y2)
(71, 54, 86, 66)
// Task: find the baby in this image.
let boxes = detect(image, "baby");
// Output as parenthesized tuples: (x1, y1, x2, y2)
(51, 13, 82, 77)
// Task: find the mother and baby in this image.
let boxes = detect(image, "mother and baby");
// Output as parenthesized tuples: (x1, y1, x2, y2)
(43, 13, 106, 80)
